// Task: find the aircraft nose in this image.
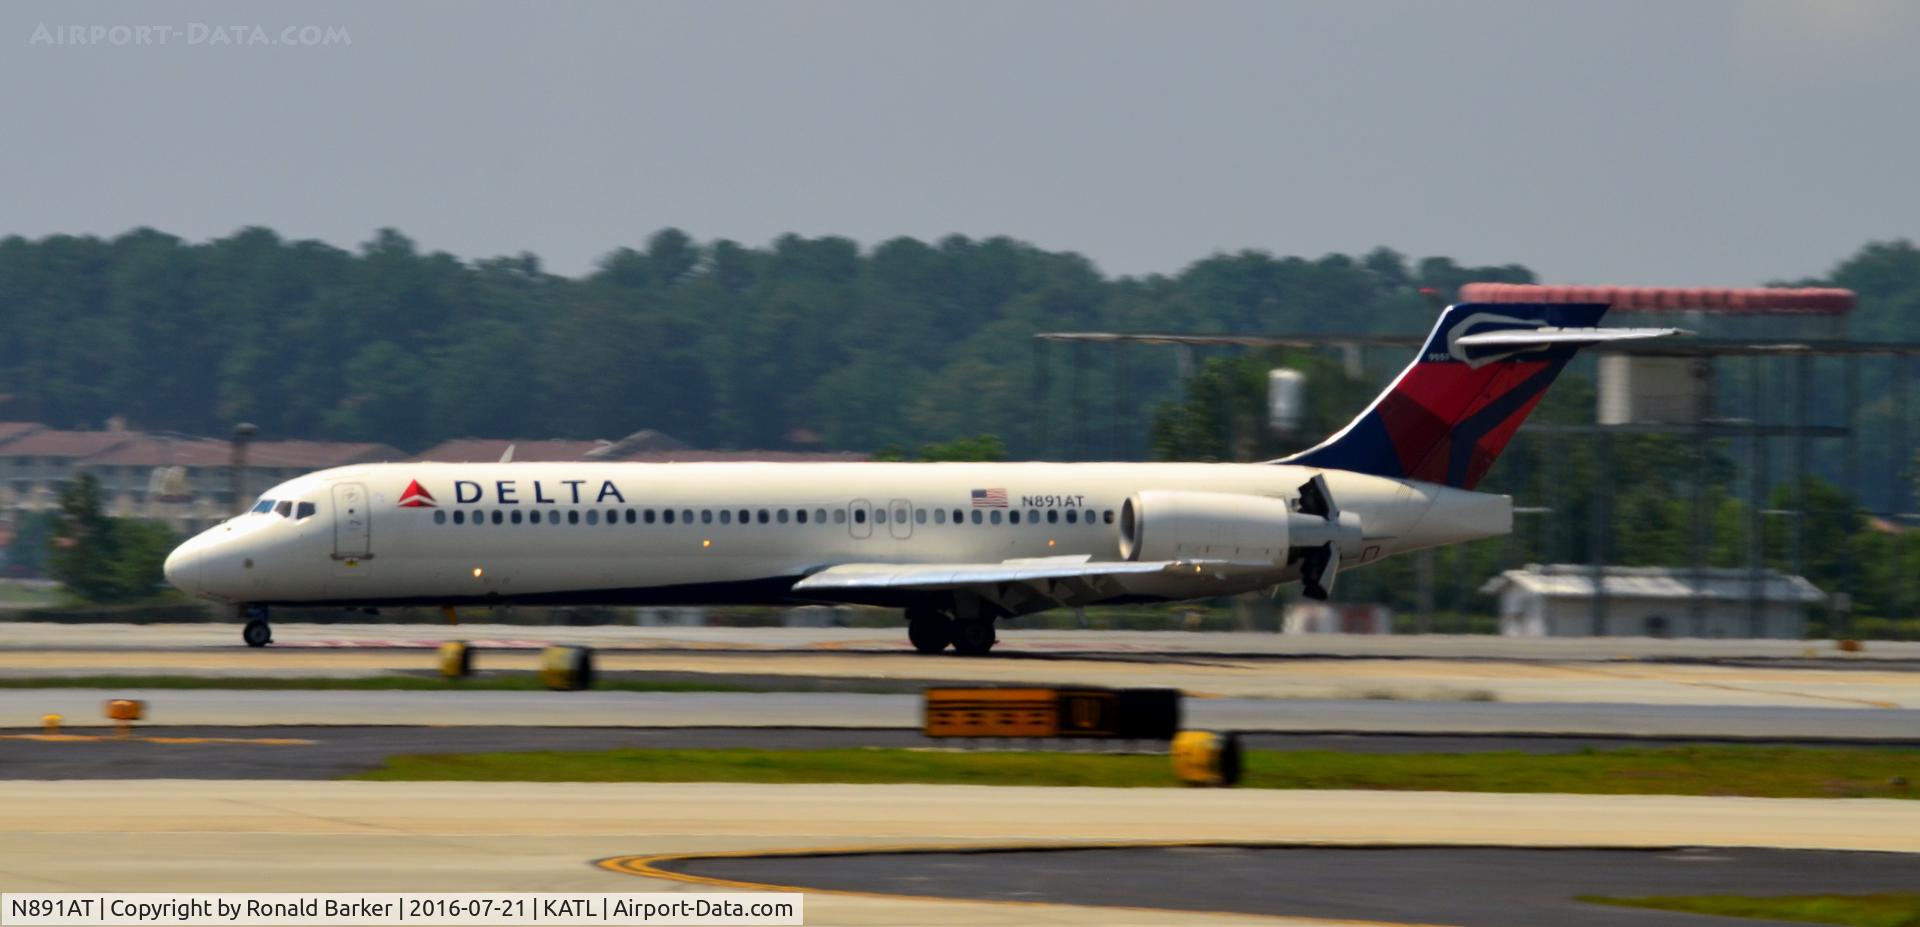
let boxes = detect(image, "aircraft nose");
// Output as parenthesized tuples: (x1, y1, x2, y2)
(163, 542, 205, 596)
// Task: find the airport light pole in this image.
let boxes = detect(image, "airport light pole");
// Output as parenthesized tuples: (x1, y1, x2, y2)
(230, 423, 257, 516)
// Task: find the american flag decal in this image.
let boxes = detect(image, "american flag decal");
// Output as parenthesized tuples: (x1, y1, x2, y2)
(970, 488, 1008, 508)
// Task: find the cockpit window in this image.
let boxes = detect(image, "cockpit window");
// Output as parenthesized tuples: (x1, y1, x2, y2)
(295, 501, 316, 520)
(273, 501, 293, 518)
(251, 499, 275, 514)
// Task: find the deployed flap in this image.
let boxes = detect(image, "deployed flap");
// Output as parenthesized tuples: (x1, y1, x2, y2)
(792, 559, 1197, 591)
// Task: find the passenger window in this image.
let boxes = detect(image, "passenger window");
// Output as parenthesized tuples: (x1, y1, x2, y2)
(720, 510, 733, 525)
(682, 509, 694, 524)
(757, 509, 770, 524)
(663, 509, 675, 525)
(1009, 511, 1020, 525)
(970, 510, 981, 524)
(453, 511, 466, 525)
(895, 507, 908, 523)
(626, 509, 637, 524)
(853, 509, 866, 524)
(296, 502, 316, 520)
(568, 510, 581, 525)
(835, 509, 848, 525)
(739, 509, 750, 523)
(645, 509, 656, 524)
(989, 510, 1002, 525)
(491, 511, 504, 525)
(530, 510, 542, 524)
(434, 510, 447, 525)
(1028, 509, 1039, 524)
(796, 509, 808, 524)
(934, 509, 946, 525)
(815, 508, 827, 524)
(1104, 510, 1115, 524)
(874, 509, 887, 525)
(777, 509, 789, 524)
(510, 510, 523, 525)
(953, 509, 964, 524)
(914, 509, 926, 524)
(701, 510, 713, 525)
(1050, 510, 1061, 524)
(473, 511, 486, 527)
(273, 501, 292, 518)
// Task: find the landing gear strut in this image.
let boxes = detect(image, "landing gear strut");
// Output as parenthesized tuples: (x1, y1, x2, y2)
(906, 607, 953, 654)
(241, 606, 272, 648)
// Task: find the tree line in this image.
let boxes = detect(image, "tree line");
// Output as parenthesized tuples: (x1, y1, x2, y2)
(0, 226, 1533, 455)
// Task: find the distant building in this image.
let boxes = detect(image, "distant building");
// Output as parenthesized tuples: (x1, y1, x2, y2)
(0, 422, 399, 536)
(1480, 564, 1826, 639)
(1283, 601, 1392, 634)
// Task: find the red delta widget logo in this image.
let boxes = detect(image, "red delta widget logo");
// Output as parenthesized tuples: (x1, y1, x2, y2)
(395, 478, 628, 507)
(396, 480, 437, 508)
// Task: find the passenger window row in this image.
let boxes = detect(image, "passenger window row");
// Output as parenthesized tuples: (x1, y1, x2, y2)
(428, 506, 1119, 528)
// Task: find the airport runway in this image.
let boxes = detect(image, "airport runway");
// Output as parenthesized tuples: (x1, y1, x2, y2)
(9, 622, 1918, 662)
(7, 688, 1920, 738)
(8, 725, 1908, 780)
(4, 780, 1917, 926)
(8, 645, 1920, 709)
(651, 844, 1920, 926)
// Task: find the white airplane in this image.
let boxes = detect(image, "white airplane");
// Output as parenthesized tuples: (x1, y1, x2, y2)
(165, 302, 1676, 652)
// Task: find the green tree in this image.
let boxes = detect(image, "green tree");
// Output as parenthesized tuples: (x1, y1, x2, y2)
(48, 474, 175, 603)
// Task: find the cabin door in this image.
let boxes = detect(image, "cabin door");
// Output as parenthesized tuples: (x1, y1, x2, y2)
(331, 482, 372, 560)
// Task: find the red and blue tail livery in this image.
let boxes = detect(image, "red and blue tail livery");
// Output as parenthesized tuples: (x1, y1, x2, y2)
(1279, 302, 1666, 490)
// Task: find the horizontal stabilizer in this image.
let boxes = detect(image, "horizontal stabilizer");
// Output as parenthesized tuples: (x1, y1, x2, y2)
(1453, 327, 1686, 347)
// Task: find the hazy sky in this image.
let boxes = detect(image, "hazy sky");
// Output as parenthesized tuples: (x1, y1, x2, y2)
(3, 1, 1917, 284)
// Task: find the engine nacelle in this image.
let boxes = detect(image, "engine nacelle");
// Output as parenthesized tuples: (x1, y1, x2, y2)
(1118, 491, 1296, 563)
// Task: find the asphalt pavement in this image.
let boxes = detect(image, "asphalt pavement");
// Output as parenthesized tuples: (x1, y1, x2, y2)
(666, 845, 1920, 926)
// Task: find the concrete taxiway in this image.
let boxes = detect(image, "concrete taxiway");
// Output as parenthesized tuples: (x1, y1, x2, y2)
(4, 780, 1918, 925)
(8, 688, 1920, 739)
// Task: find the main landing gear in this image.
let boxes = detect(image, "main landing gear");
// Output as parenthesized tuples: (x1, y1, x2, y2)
(241, 605, 272, 648)
(906, 607, 997, 656)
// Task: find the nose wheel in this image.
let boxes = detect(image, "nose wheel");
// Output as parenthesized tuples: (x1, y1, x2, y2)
(241, 607, 272, 648)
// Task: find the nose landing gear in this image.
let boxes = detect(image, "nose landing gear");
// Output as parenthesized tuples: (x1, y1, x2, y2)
(240, 605, 272, 648)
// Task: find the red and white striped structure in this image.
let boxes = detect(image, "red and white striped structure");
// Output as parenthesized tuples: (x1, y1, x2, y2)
(1459, 284, 1855, 316)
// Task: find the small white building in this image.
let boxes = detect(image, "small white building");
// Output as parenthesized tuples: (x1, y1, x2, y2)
(1480, 564, 1825, 639)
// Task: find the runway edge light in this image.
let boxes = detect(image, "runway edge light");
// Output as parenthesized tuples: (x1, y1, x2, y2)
(1172, 730, 1242, 787)
(540, 644, 594, 691)
(437, 640, 473, 678)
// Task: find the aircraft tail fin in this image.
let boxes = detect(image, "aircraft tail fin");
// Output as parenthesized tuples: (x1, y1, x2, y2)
(1276, 302, 1680, 490)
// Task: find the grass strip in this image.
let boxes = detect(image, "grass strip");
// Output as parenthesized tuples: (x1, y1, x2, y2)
(1580, 893, 1920, 927)
(0, 674, 749, 693)
(348, 745, 1920, 798)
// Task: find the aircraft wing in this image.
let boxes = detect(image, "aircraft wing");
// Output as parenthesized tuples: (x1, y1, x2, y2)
(790, 555, 1277, 612)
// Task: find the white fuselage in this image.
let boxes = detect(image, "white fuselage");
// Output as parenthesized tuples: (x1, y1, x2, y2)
(163, 461, 1511, 610)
